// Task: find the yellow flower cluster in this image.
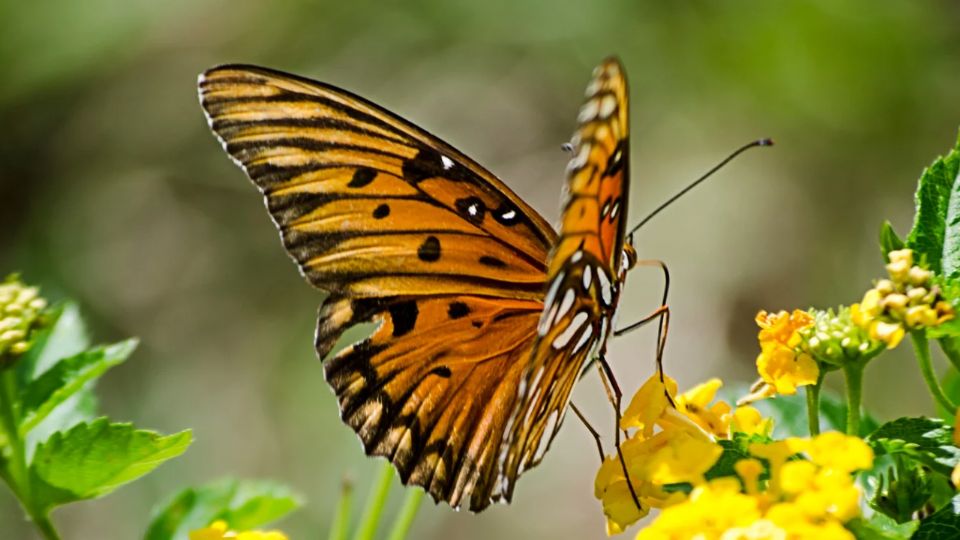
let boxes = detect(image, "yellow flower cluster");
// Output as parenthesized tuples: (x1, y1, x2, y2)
(0, 277, 47, 362)
(190, 520, 288, 540)
(852, 249, 953, 349)
(637, 432, 873, 540)
(595, 376, 768, 534)
(742, 310, 819, 403)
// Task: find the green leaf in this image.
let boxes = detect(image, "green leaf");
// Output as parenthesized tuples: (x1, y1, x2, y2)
(913, 494, 960, 540)
(846, 514, 917, 540)
(880, 220, 906, 259)
(704, 434, 770, 481)
(19, 339, 137, 436)
(16, 302, 90, 384)
(865, 417, 960, 477)
(145, 478, 302, 540)
(30, 418, 191, 508)
(906, 132, 960, 276)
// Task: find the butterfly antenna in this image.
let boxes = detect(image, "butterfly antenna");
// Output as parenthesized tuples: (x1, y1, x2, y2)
(626, 138, 773, 238)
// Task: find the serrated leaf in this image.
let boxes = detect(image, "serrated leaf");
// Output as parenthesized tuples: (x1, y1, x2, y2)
(865, 417, 960, 477)
(25, 388, 98, 461)
(880, 220, 906, 259)
(144, 478, 302, 540)
(913, 494, 960, 540)
(906, 133, 960, 276)
(30, 419, 191, 508)
(19, 339, 137, 436)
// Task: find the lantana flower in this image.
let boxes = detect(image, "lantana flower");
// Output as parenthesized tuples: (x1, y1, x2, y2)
(0, 276, 48, 364)
(852, 249, 954, 349)
(598, 375, 767, 534)
(190, 520, 289, 540)
(637, 432, 873, 540)
(741, 310, 819, 403)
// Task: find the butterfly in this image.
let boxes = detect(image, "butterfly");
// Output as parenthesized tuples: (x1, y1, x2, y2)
(198, 57, 634, 511)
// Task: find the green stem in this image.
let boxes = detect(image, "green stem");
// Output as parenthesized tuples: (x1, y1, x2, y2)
(842, 362, 863, 436)
(386, 488, 423, 540)
(912, 331, 958, 414)
(0, 369, 60, 540)
(353, 462, 395, 540)
(328, 478, 352, 540)
(805, 378, 822, 436)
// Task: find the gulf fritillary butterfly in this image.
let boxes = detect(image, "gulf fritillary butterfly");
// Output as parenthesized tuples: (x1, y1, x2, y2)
(198, 57, 634, 511)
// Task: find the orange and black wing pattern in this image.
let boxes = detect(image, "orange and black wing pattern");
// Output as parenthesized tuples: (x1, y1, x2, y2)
(198, 64, 557, 511)
(198, 58, 630, 511)
(501, 58, 631, 499)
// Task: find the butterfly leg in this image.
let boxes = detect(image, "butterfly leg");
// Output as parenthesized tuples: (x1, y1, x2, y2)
(614, 258, 672, 382)
(595, 351, 643, 512)
(569, 401, 605, 461)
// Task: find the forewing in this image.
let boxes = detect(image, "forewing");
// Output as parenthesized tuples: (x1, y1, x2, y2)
(500, 58, 630, 499)
(198, 65, 557, 300)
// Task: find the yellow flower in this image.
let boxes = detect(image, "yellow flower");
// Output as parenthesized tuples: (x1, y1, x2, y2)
(621, 374, 678, 436)
(595, 425, 721, 533)
(730, 406, 774, 437)
(0, 276, 48, 363)
(598, 374, 731, 534)
(805, 431, 873, 473)
(852, 248, 955, 349)
(675, 378, 733, 438)
(754, 310, 819, 396)
(764, 503, 854, 540)
(636, 478, 763, 540)
(735, 459, 764, 495)
(190, 520, 289, 540)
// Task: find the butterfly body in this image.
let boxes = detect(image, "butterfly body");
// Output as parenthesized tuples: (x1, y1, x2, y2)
(199, 57, 631, 511)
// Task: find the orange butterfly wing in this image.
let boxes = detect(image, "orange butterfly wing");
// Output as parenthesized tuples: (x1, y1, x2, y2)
(199, 65, 560, 510)
(198, 59, 630, 511)
(501, 58, 631, 498)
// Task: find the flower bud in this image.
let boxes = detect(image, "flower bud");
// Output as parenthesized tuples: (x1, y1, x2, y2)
(908, 266, 933, 287)
(0, 276, 50, 367)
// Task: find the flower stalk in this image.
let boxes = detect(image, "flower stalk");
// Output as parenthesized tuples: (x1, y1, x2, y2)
(911, 331, 957, 414)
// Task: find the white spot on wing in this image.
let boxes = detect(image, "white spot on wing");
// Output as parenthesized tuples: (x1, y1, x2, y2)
(555, 288, 575, 321)
(578, 99, 599, 122)
(582, 265, 593, 289)
(441, 155, 455, 169)
(571, 250, 584, 263)
(573, 323, 594, 353)
(597, 270, 613, 306)
(552, 311, 589, 349)
(599, 94, 617, 118)
(501, 209, 516, 221)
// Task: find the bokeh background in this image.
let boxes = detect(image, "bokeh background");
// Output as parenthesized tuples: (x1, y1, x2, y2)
(3, 1, 960, 538)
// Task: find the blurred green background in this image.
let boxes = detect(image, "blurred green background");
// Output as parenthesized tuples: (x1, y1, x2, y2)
(3, 1, 960, 538)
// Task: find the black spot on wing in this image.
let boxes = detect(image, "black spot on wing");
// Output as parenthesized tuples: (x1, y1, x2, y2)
(447, 301, 470, 319)
(373, 203, 390, 219)
(478, 255, 507, 268)
(348, 167, 377, 188)
(428, 365, 452, 378)
(417, 236, 441, 262)
(388, 300, 419, 337)
(455, 196, 486, 225)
